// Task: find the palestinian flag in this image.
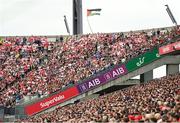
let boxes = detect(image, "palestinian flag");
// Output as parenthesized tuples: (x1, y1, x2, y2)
(87, 9, 102, 16)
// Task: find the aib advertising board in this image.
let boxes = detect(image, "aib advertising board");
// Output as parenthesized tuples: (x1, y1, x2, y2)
(77, 64, 127, 93)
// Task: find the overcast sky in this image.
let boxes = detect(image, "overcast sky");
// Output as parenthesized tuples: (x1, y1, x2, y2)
(0, 0, 180, 36)
(0, 0, 179, 78)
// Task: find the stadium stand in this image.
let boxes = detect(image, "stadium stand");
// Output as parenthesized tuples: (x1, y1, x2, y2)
(0, 26, 180, 108)
(18, 73, 180, 122)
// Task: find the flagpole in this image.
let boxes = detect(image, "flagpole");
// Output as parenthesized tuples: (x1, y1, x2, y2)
(87, 16, 93, 33)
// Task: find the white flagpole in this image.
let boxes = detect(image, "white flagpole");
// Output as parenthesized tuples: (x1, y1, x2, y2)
(87, 16, 93, 33)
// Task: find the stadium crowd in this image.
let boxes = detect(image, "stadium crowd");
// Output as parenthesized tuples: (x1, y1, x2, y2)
(0, 27, 180, 107)
(0, 36, 53, 106)
(19, 73, 180, 122)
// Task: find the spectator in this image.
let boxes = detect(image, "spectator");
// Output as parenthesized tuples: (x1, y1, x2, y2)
(0, 27, 179, 107)
(19, 73, 180, 122)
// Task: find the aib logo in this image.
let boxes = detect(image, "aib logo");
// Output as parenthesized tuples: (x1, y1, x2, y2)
(104, 72, 112, 80)
(80, 84, 87, 91)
